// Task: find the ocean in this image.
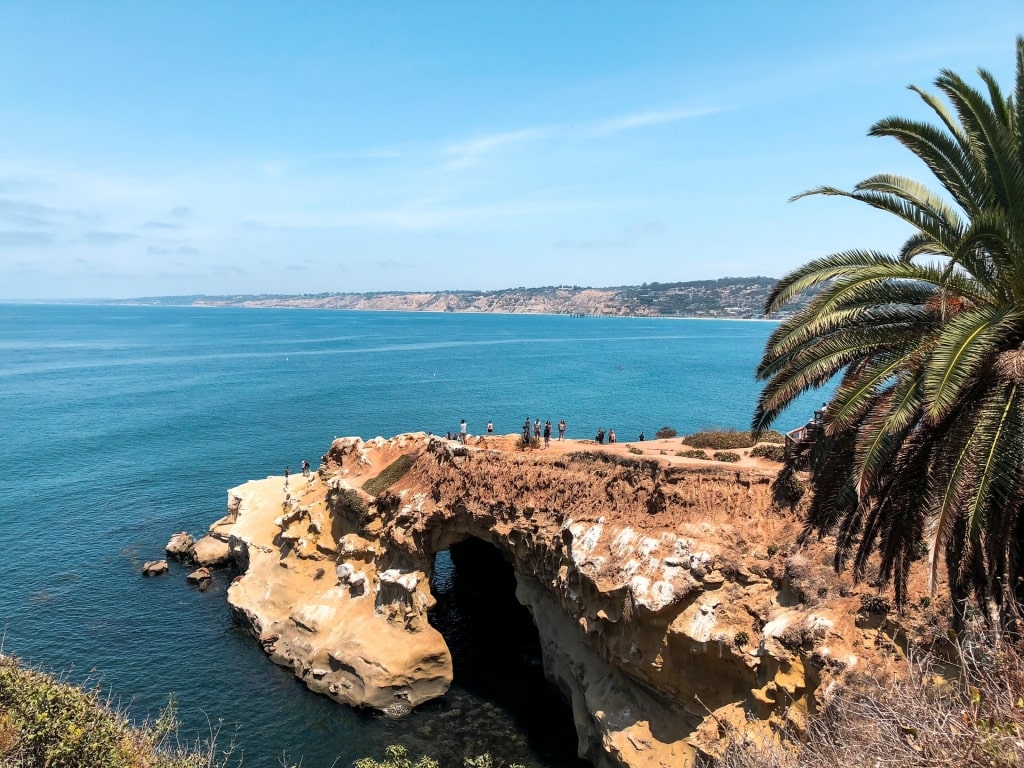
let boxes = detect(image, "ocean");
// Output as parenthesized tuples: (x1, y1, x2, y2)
(0, 304, 820, 767)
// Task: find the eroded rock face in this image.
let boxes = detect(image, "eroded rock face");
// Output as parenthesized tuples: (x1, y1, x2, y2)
(214, 433, 890, 768)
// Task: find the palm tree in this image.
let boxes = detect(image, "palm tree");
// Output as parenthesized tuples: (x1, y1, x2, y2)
(753, 38, 1024, 633)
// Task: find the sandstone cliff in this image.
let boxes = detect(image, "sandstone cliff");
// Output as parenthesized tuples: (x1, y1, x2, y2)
(211, 433, 932, 768)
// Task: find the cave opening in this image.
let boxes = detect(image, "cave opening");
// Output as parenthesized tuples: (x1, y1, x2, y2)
(429, 537, 589, 767)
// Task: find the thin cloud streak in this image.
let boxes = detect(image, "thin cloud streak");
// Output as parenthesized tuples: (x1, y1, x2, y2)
(443, 128, 545, 169)
(587, 106, 727, 137)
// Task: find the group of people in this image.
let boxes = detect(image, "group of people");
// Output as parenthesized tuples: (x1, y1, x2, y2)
(522, 417, 567, 448)
(283, 459, 312, 487)
(594, 428, 616, 444)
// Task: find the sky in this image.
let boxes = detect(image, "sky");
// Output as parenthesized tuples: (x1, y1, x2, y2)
(0, 1, 1021, 299)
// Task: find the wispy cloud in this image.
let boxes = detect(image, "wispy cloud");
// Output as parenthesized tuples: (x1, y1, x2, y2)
(444, 128, 544, 170)
(142, 220, 184, 230)
(587, 106, 725, 137)
(0, 231, 54, 247)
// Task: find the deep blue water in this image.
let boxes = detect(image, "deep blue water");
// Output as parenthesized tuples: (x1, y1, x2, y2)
(0, 304, 821, 767)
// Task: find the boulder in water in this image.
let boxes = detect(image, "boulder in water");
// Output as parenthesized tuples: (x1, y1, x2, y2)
(142, 560, 168, 576)
(165, 531, 195, 561)
(186, 566, 212, 588)
(193, 535, 230, 566)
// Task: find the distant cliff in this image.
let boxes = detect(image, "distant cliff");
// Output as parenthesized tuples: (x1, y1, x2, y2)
(111, 277, 805, 318)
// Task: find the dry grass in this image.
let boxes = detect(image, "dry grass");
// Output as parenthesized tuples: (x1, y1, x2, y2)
(711, 635, 1024, 768)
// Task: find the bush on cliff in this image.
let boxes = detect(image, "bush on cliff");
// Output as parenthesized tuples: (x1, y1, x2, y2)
(712, 635, 1024, 768)
(712, 451, 741, 463)
(355, 745, 524, 768)
(684, 428, 784, 449)
(750, 443, 785, 462)
(0, 654, 231, 768)
(362, 454, 415, 496)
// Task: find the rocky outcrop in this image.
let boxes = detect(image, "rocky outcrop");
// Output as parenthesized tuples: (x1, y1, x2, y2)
(193, 535, 231, 566)
(142, 560, 168, 576)
(213, 433, 918, 768)
(165, 532, 195, 561)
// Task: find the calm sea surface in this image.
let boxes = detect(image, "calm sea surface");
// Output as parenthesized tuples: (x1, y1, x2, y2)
(0, 304, 822, 767)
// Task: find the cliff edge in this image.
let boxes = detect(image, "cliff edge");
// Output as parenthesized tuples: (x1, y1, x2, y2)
(209, 433, 932, 768)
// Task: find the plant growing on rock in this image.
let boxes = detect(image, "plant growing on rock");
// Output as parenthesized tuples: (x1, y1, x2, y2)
(754, 38, 1024, 633)
(362, 454, 415, 496)
(0, 655, 232, 768)
(676, 449, 709, 459)
(655, 426, 677, 439)
(685, 428, 785, 449)
(750, 443, 785, 462)
(712, 451, 741, 463)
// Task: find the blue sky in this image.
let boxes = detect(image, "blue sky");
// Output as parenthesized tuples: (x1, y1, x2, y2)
(0, 2, 1021, 298)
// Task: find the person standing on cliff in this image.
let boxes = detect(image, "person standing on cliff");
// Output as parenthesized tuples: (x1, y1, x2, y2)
(608, 429, 616, 444)
(459, 418, 467, 444)
(534, 419, 541, 439)
(487, 420, 493, 435)
(558, 418, 566, 440)
(523, 417, 531, 443)
(284, 466, 290, 487)
(543, 420, 552, 448)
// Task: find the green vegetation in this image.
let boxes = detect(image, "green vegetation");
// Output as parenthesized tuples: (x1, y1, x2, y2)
(684, 428, 784, 449)
(712, 451, 741, 463)
(626, 445, 643, 455)
(750, 443, 785, 462)
(0, 654, 231, 768)
(654, 426, 677, 439)
(362, 454, 415, 496)
(676, 449, 709, 459)
(354, 745, 524, 768)
(754, 38, 1024, 631)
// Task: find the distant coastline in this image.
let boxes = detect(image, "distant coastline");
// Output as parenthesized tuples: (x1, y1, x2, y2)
(85, 276, 804, 319)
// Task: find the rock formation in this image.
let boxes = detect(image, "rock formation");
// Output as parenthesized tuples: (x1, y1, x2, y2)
(142, 560, 168, 576)
(165, 531, 195, 561)
(211, 433, 930, 768)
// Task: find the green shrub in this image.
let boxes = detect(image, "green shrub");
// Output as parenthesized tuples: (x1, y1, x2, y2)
(355, 745, 439, 768)
(860, 594, 892, 615)
(676, 449, 709, 459)
(734, 631, 750, 647)
(626, 445, 643, 455)
(517, 435, 541, 450)
(0, 655, 230, 768)
(362, 454, 415, 496)
(750, 443, 785, 462)
(713, 451, 741, 463)
(684, 428, 785, 449)
(355, 746, 524, 768)
(655, 426, 677, 439)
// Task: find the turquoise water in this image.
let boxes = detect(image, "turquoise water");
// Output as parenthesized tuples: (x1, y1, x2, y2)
(0, 304, 817, 767)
